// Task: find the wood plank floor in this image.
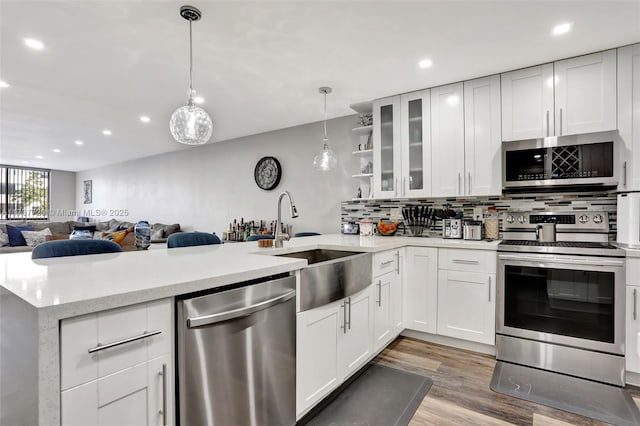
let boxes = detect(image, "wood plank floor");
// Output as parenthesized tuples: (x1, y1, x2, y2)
(374, 337, 640, 426)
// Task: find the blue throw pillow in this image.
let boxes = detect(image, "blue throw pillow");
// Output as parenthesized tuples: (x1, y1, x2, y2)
(6, 224, 33, 247)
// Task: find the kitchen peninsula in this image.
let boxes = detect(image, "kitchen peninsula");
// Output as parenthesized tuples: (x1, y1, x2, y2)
(0, 234, 499, 426)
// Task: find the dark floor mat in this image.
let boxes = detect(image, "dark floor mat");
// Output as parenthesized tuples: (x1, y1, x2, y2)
(491, 361, 640, 426)
(300, 363, 432, 426)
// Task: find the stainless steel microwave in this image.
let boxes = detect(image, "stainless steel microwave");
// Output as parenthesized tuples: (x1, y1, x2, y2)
(502, 132, 617, 191)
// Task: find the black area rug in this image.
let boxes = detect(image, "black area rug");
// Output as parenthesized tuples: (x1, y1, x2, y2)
(299, 363, 432, 426)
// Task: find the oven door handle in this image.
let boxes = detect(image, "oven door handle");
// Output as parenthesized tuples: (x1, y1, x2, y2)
(498, 253, 625, 267)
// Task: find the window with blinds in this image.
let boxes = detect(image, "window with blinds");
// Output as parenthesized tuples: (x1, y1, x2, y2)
(0, 166, 50, 220)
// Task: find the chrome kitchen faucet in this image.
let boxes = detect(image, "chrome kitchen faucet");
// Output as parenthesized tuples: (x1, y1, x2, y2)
(275, 191, 298, 248)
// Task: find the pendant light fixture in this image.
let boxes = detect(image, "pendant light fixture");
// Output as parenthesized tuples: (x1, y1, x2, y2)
(169, 5, 213, 145)
(313, 87, 337, 171)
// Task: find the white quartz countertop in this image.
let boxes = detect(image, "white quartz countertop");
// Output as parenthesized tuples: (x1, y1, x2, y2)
(0, 234, 499, 319)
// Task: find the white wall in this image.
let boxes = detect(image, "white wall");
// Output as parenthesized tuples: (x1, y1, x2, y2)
(75, 115, 361, 235)
(49, 170, 76, 222)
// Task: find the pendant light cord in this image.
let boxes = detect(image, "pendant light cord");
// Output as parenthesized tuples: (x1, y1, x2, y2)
(323, 91, 328, 145)
(189, 19, 194, 102)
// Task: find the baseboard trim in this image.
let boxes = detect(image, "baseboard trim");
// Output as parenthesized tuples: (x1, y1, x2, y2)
(401, 329, 496, 356)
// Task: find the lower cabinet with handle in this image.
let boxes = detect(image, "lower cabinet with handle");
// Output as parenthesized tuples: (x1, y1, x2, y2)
(435, 248, 496, 346)
(296, 286, 373, 418)
(60, 299, 174, 426)
(626, 285, 640, 378)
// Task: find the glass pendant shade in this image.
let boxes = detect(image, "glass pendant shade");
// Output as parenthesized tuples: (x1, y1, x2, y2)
(170, 6, 213, 146)
(313, 142, 337, 171)
(170, 101, 213, 145)
(314, 86, 337, 171)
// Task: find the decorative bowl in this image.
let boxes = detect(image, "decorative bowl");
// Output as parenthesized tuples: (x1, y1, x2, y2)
(377, 220, 399, 236)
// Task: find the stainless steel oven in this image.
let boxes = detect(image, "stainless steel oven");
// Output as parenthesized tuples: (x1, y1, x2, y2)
(495, 211, 626, 386)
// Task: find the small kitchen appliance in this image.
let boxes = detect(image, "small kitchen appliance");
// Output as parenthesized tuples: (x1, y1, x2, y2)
(462, 220, 483, 240)
(442, 219, 462, 239)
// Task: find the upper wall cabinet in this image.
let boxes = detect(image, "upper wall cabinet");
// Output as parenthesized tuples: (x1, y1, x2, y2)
(400, 90, 431, 198)
(463, 75, 502, 196)
(554, 50, 617, 136)
(501, 49, 617, 141)
(618, 43, 640, 191)
(373, 96, 402, 198)
(501, 63, 555, 141)
(373, 92, 431, 198)
(431, 83, 465, 197)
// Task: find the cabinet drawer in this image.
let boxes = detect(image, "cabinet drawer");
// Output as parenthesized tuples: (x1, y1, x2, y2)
(438, 248, 497, 273)
(627, 258, 640, 285)
(61, 299, 172, 390)
(373, 250, 398, 277)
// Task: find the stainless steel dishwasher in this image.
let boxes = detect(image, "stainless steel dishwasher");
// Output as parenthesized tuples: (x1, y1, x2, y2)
(176, 274, 296, 426)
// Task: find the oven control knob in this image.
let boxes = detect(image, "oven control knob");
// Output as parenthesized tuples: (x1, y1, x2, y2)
(506, 215, 514, 224)
(593, 214, 604, 224)
(578, 215, 589, 224)
(517, 215, 526, 224)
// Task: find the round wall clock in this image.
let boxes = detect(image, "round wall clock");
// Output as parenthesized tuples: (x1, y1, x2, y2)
(254, 156, 282, 190)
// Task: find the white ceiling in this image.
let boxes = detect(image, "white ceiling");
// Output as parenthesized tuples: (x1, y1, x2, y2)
(1, 1, 639, 172)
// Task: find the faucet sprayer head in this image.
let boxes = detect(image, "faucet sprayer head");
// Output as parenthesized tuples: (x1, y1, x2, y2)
(290, 204, 299, 218)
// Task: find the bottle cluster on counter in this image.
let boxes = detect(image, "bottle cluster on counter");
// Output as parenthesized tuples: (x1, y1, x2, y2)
(222, 218, 292, 242)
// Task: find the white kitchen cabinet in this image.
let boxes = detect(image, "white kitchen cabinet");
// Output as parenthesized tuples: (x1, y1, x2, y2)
(297, 286, 373, 416)
(431, 83, 465, 197)
(618, 43, 640, 191)
(404, 247, 438, 334)
(437, 270, 495, 345)
(400, 90, 431, 197)
(297, 299, 341, 415)
(502, 50, 617, 141)
(60, 299, 174, 426)
(626, 285, 640, 374)
(61, 355, 173, 426)
(501, 63, 555, 141)
(340, 286, 373, 378)
(554, 50, 617, 136)
(463, 75, 502, 196)
(373, 96, 401, 198)
(436, 248, 496, 345)
(373, 272, 393, 351)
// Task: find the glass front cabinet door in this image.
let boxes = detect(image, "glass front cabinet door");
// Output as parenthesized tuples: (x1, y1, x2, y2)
(400, 90, 431, 198)
(373, 96, 401, 198)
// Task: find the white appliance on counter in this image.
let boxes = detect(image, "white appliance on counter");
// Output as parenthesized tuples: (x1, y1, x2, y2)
(617, 192, 640, 247)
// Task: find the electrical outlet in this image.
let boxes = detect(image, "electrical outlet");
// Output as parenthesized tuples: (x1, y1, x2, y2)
(390, 207, 403, 221)
(473, 207, 484, 221)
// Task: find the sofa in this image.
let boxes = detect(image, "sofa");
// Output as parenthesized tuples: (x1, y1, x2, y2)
(0, 219, 181, 254)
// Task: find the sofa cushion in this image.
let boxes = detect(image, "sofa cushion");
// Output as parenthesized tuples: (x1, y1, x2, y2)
(0, 245, 32, 253)
(47, 234, 70, 241)
(31, 221, 71, 235)
(6, 224, 32, 246)
(163, 224, 181, 238)
(22, 228, 52, 247)
(0, 222, 27, 234)
(95, 221, 111, 232)
(0, 230, 8, 246)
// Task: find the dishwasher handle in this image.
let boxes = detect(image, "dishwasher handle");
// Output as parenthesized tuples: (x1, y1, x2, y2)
(187, 289, 296, 328)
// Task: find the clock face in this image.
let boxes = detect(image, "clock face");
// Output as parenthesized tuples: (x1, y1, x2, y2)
(254, 156, 282, 190)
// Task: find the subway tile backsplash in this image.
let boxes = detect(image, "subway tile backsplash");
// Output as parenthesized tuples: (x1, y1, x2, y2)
(341, 190, 618, 239)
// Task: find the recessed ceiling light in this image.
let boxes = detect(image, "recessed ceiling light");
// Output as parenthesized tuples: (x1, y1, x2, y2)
(102, 129, 112, 136)
(0, 80, 10, 88)
(35, 155, 43, 159)
(193, 96, 205, 104)
(21, 161, 29, 164)
(552, 22, 572, 36)
(52, 148, 61, 153)
(24, 38, 45, 50)
(74, 140, 84, 145)
(418, 59, 433, 69)
(139, 115, 151, 123)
